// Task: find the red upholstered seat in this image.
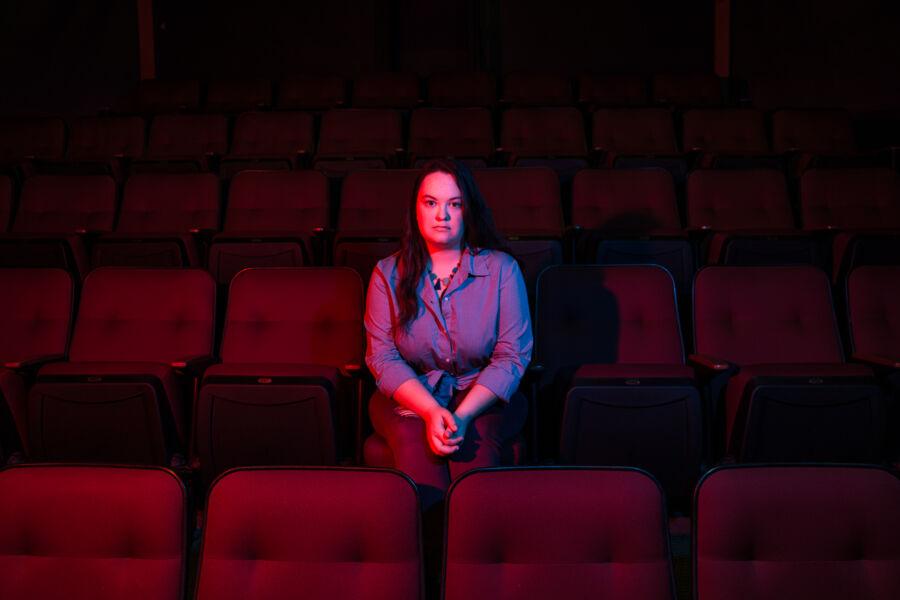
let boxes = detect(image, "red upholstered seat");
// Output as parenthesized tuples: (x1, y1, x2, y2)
(135, 79, 200, 113)
(444, 468, 675, 600)
(208, 170, 328, 284)
(277, 75, 346, 110)
(536, 265, 701, 502)
(682, 109, 775, 169)
(333, 169, 420, 285)
(572, 168, 693, 298)
(205, 79, 272, 113)
(578, 74, 648, 108)
(220, 111, 315, 176)
(501, 72, 573, 106)
(0, 464, 186, 600)
(801, 168, 900, 279)
(772, 109, 857, 173)
(693, 266, 884, 461)
(0, 175, 117, 278)
(28, 268, 215, 464)
(687, 169, 820, 266)
(472, 167, 563, 304)
(314, 109, 403, 176)
(0, 268, 72, 456)
(195, 467, 422, 600)
(652, 73, 722, 107)
(0, 117, 66, 164)
(92, 173, 220, 268)
(592, 108, 679, 165)
(195, 268, 363, 482)
(427, 71, 496, 107)
(695, 465, 900, 600)
(53, 116, 145, 180)
(353, 72, 420, 109)
(138, 114, 228, 172)
(500, 107, 587, 179)
(408, 108, 494, 167)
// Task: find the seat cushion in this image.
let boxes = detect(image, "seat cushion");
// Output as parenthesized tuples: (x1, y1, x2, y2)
(574, 363, 694, 383)
(202, 362, 339, 386)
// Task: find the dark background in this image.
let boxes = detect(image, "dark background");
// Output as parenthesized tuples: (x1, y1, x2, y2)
(1, 0, 898, 115)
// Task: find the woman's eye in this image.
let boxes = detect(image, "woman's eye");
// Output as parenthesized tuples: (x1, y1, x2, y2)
(451, 201, 463, 208)
(425, 200, 436, 207)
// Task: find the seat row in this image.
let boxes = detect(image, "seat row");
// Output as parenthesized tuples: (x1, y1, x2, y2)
(0, 107, 881, 181)
(1, 463, 898, 600)
(1, 265, 897, 501)
(123, 72, 730, 113)
(1, 166, 897, 290)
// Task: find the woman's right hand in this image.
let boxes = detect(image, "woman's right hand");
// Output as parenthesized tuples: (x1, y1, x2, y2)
(425, 406, 461, 456)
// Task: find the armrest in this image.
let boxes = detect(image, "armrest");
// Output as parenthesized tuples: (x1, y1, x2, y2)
(688, 353, 732, 373)
(5, 354, 67, 372)
(170, 355, 216, 375)
(852, 352, 900, 369)
(340, 363, 364, 378)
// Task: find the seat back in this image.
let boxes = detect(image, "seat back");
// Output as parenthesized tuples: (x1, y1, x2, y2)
(578, 74, 648, 107)
(847, 266, 900, 359)
(69, 268, 215, 363)
(687, 169, 793, 230)
(196, 468, 422, 600)
(0, 117, 65, 161)
(67, 116, 145, 161)
(12, 175, 116, 233)
(146, 115, 229, 158)
(592, 108, 677, 155)
(118, 173, 220, 233)
(277, 76, 346, 110)
(230, 111, 315, 157)
(205, 80, 272, 112)
(572, 168, 680, 231)
(502, 73, 572, 105)
(772, 109, 856, 155)
(353, 73, 420, 108)
(474, 167, 563, 237)
(0, 268, 73, 364)
(316, 109, 403, 158)
(136, 80, 200, 113)
(695, 465, 900, 600)
(337, 169, 420, 237)
(222, 268, 363, 367)
(408, 108, 494, 163)
(0, 464, 186, 600)
(652, 73, 722, 107)
(225, 170, 328, 232)
(445, 468, 674, 600)
(682, 109, 768, 154)
(428, 71, 496, 107)
(801, 168, 900, 230)
(535, 265, 685, 373)
(501, 108, 586, 158)
(693, 266, 843, 364)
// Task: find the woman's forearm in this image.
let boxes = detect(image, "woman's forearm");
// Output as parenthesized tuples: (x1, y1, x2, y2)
(453, 384, 498, 423)
(393, 378, 443, 419)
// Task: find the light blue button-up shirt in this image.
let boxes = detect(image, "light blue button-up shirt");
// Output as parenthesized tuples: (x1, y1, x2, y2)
(365, 247, 533, 409)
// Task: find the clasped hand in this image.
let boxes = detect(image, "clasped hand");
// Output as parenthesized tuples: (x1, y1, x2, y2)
(425, 407, 469, 456)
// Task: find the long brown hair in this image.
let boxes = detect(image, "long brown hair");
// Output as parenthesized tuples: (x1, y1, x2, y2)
(395, 159, 507, 330)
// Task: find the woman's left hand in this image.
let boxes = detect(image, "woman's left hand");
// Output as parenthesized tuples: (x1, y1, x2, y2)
(443, 412, 470, 447)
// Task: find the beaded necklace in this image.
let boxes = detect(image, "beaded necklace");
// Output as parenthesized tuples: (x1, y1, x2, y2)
(427, 251, 463, 293)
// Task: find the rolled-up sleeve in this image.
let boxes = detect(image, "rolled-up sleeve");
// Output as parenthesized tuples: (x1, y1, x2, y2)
(365, 266, 419, 399)
(475, 258, 533, 401)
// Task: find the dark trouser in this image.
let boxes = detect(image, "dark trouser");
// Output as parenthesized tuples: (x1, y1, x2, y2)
(369, 388, 528, 510)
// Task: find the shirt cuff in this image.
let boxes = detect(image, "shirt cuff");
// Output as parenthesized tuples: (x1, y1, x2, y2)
(474, 365, 520, 403)
(377, 362, 420, 399)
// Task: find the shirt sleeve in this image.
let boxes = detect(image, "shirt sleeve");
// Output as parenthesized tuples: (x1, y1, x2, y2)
(474, 256, 533, 402)
(364, 264, 419, 399)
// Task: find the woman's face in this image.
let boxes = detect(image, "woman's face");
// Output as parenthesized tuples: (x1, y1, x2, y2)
(416, 171, 465, 251)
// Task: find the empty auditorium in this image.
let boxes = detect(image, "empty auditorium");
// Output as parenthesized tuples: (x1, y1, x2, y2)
(1, 1, 899, 598)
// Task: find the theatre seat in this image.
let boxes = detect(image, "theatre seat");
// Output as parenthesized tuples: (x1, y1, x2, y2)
(205, 79, 272, 113)
(693, 266, 885, 461)
(28, 268, 215, 465)
(408, 108, 494, 167)
(0, 268, 73, 457)
(195, 268, 363, 483)
(38, 116, 145, 181)
(277, 75, 346, 110)
(578, 74, 648, 108)
(695, 465, 900, 600)
(682, 109, 779, 169)
(0, 464, 186, 600)
(136, 114, 228, 172)
(427, 71, 496, 107)
(500, 107, 588, 182)
(314, 109, 403, 176)
(591, 108, 686, 180)
(220, 111, 315, 177)
(134, 79, 200, 113)
(445, 467, 675, 600)
(195, 467, 422, 600)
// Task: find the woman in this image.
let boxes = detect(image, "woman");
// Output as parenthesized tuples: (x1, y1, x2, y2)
(365, 159, 532, 509)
